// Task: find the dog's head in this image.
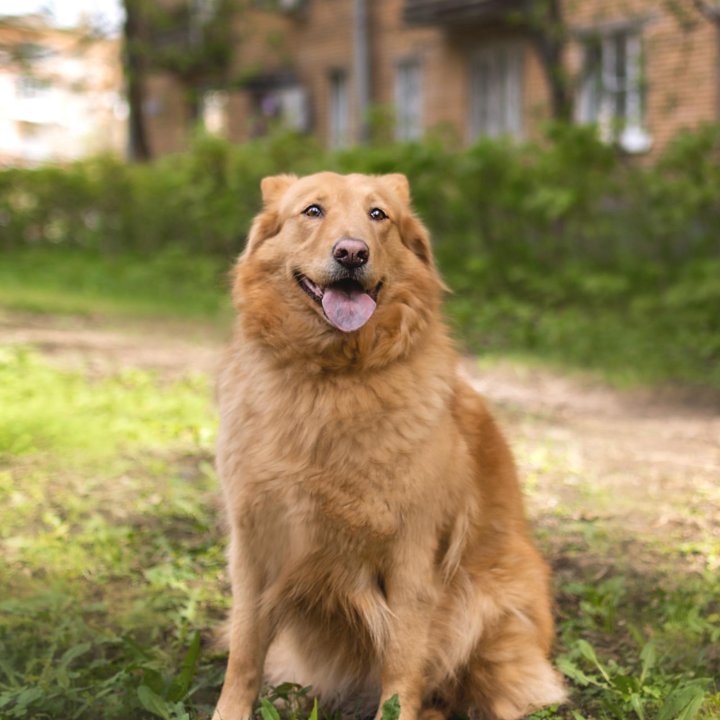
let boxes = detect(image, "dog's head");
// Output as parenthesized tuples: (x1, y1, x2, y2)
(233, 172, 447, 369)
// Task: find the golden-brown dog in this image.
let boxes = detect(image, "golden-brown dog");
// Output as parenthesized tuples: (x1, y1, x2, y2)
(213, 172, 566, 720)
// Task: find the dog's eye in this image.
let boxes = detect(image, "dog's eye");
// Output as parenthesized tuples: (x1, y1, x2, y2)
(302, 204, 324, 218)
(369, 207, 388, 222)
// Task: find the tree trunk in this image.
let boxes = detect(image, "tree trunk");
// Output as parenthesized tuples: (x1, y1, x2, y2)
(530, 0, 572, 122)
(123, 0, 151, 162)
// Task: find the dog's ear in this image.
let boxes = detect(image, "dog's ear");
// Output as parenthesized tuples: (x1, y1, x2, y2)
(261, 174, 297, 206)
(399, 213, 450, 292)
(399, 212, 433, 267)
(380, 173, 410, 205)
(243, 175, 297, 255)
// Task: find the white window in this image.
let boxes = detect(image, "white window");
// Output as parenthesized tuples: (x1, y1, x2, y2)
(578, 30, 651, 153)
(395, 58, 422, 141)
(201, 90, 228, 135)
(468, 43, 524, 141)
(329, 70, 349, 148)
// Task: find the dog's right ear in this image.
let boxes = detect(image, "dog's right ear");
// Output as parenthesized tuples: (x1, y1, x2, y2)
(261, 174, 297, 206)
(243, 175, 298, 255)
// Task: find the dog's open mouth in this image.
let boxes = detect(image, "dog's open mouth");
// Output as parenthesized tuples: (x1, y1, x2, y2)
(294, 272, 382, 333)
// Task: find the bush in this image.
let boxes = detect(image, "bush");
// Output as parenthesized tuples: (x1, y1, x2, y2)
(1, 124, 719, 385)
(2, 123, 719, 268)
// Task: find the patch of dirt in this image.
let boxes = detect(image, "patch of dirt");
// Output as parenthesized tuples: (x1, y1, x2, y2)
(3, 311, 718, 560)
(465, 361, 720, 555)
(1, 311, 226, 380)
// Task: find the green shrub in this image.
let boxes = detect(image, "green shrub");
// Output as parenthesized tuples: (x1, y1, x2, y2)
(2, 124, 719, 386)
(2, 123, 719, 269)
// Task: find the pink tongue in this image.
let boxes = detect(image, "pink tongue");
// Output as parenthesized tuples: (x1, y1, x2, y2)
(322, 285, 376, 332)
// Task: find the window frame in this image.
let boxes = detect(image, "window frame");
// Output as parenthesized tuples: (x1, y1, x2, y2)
(577, 27, 652, 154)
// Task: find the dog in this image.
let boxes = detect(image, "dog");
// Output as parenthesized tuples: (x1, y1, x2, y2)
(213, 172, 566, 720)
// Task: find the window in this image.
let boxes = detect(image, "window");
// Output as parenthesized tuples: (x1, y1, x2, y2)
(578, 30, 651, 153)
(329, 70, 349, 148)
(468, 43, 524, 140)
(395, 58, 422, 141)
(201, 90, 228, 135)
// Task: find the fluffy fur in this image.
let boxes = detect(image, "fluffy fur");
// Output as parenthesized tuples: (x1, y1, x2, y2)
(213, 172, 566, 720)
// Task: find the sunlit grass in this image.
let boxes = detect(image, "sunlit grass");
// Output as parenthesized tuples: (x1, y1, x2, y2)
(0, 248, 232, 321)
(1, 346, 718, 719)
(1, 239, 719, 718)
(0, 346, 226, 719)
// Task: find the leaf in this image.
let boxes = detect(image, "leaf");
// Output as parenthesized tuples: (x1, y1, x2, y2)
(14, 687, 44, 710)
(308, 697, 318, 720)
(575, 640, 611, 683)
(380, 694, 401, 720)
(58, 642, 92, 670)
(167, 631, 201, 702)
(259, 697, 281, 720)
(657, 684, 706, 720)
(137, 684, 173, 720)
(556, 656, 596, 687)
(639, 641, 656, 682)
(629, 692, 645, 720)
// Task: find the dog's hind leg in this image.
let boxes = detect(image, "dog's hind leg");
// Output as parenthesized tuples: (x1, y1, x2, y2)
(465, 613, 566, 720)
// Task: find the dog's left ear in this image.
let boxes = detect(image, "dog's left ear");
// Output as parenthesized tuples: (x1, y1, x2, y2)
(380, 173, 410, 205)
(400, 210, 450, 293)
(399, 213, 437, 269)
(380, 173, 448, 290)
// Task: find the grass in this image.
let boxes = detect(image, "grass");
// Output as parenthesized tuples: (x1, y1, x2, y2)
(1, 248, 718, 719)
(0, 248, 232, 322)
(1, 346, 717, 720)
(0, 347, 226, 719)
(2, 247, 719, 389)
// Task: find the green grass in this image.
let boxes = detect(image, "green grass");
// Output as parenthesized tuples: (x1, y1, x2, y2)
(0, 346, 226, 719)
(0, 248, 718, 718)
(2, 247, 719, 389)
(0, 248, 232, 321)
(0, 347, 717, 719)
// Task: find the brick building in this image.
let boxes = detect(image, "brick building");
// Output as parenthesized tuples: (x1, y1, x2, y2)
(145, 0, 720, 157)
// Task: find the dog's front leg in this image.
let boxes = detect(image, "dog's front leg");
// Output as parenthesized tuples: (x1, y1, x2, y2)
(213, 527, 271, 720)
(377, 541, 437, 720)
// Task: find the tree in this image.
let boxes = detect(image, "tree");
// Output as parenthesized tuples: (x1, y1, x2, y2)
(120, 0, 239, 161)
(123, 0, 151, 161)
(145, 0, 237, 122)
(528, 0, 572, 122)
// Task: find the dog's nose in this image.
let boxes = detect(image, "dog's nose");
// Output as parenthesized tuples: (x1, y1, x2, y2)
(332, 238, 369, 269)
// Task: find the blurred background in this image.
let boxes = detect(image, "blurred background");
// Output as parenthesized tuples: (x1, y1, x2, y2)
(0, 2, 719, 720)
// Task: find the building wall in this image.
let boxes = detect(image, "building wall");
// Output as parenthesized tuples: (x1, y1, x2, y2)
(0, 15, 126, 166)
(564, 0, 719, 154)
(144, 0, 719, 157)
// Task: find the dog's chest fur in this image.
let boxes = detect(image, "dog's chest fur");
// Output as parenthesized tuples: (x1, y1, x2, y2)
(218, 338, 462, 550)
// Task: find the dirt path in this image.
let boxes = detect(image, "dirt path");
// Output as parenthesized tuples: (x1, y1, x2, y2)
(3, 311, 718, 561)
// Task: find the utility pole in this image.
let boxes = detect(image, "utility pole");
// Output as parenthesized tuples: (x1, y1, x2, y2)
(353, 0, 370, 143)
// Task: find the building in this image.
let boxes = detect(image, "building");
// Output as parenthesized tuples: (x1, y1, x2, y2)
(143, 0, 720, 157)
(0, 14, 126, 165)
